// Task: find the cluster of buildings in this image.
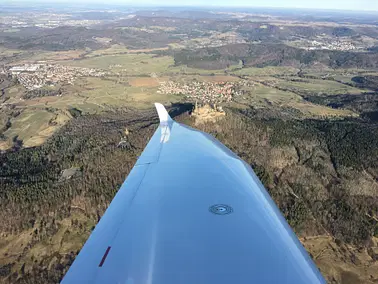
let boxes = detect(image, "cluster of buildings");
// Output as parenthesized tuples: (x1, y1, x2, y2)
(0, 16, 29, 28)
(8, 64, 107, 90)
(0, 13, 101, 30)
(37, 19, 102, 29)
(158, 80, 242, 104)
(305, 40, 357, 51)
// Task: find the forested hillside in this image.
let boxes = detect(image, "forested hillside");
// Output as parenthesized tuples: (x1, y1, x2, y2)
(173, 43, 378, 69)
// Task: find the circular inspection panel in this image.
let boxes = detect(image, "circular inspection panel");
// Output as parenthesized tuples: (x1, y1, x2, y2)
(209, 204, 233, 215)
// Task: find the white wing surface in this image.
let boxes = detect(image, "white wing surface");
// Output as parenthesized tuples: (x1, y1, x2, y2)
(61, 103, 325, 284)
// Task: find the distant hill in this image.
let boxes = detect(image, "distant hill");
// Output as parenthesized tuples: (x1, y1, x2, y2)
(173, 43, 378, 70)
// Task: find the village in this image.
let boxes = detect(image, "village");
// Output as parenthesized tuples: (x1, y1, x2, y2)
(158, 80, 247, 104)
(7, 64, 107, 90)
(306, 39, 357, 51)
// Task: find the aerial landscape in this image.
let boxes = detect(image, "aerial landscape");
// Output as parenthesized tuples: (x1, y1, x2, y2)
(0, 1, 378, 283)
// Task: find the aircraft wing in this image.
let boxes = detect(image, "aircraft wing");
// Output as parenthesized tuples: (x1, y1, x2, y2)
(61, 103, 325, 284)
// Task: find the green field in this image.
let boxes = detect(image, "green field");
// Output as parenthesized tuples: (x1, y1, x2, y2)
(3, 109, 55, 147)
(0, 46, 24, 56)
(16, 76, 180, 112)
(167, 65, 227, 75)
(63, 54, 174, 75)
(234, 83, 357, 118)
(84, 44, 129, 57)
(3, 28, 20, 33)
(232, 66, 299, 77)
(277, 77, 366, 95)
(237, 84, 301, 106)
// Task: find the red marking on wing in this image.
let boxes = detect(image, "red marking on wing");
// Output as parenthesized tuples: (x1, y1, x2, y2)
(99, 246, 111, 267)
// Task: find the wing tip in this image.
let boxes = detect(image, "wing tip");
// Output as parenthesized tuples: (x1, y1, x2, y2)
(155, 103, 172, 124)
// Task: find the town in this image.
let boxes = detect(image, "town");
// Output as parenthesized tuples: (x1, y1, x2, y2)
(0, 13, 104, 30)
(6, 64, 107, 90)
(306, 39, 357, 51)
(294, 38, 359, 51)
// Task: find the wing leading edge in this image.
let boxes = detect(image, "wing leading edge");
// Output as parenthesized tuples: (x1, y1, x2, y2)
(62, 103, 326, 284)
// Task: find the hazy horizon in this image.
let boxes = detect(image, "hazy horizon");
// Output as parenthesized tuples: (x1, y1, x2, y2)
(2, 0, 378, 12)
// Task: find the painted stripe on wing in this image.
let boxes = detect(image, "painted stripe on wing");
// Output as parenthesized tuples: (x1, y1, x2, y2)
(99, 246, 111, 267)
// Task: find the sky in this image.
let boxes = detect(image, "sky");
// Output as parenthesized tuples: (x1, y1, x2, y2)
(140, 0, 378, 11)
(3, 0, 378, 11)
